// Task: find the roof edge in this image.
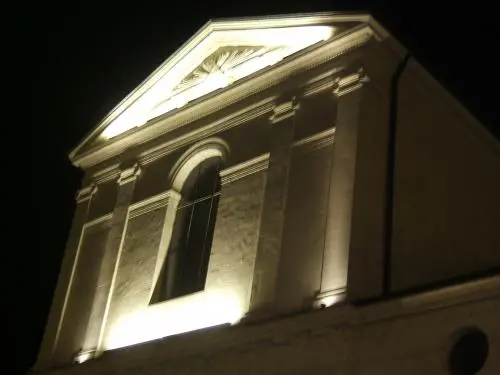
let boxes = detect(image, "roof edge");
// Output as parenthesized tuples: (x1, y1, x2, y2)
(69, 11, 371, 162)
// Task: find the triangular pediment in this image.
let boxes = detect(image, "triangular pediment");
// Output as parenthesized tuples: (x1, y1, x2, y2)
(70, 13, 370, 165)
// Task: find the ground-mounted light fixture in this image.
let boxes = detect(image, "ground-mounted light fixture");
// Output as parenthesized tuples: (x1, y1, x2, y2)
(73, 348, 98, 364)
(313, 288, 346, 309)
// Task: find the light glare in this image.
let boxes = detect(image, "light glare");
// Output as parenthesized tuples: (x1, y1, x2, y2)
(105, 291, 244, 350)
(101, 25, 334, 139)
(74, 350, 94, 364)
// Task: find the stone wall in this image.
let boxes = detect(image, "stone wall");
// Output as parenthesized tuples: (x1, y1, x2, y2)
(54, 221, 110, 363)
(391, 58, 500, 291)
(34, 20, 500, 373)
(89, 152, 269, 352)
(103, 206, 168, 347)
(39, 277, 500, 375)
(276, 134, 334, 312)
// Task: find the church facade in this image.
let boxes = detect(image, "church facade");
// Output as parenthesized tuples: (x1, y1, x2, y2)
(33, 13, 499, 375)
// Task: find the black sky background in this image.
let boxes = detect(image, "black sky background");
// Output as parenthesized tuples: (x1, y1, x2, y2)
(9, 1, 498, 374)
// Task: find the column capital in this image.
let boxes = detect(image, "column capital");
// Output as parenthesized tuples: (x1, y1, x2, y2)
(75, 184, 98, 203)
(332, 68, 369, 97)
(117, 163, 142, 185)
(270, 97, 300, 124)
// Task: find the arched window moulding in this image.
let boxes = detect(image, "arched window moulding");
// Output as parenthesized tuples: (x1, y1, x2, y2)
(150, 138, 230, 303)
(169, 137, 230, 193)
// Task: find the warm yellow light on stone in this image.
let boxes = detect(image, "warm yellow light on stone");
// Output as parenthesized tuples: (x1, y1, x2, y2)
(73, 350, 95, 364)
(319, 294, 344, 308)
(101, 25, 334, 139)
(105, 290, 244, 350)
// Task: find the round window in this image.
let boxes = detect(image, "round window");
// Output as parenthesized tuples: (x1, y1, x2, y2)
(448, 327, 489, 375)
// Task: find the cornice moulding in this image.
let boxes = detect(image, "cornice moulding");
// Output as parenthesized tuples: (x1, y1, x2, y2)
(220, 153, 270, 185)
(91, 164, 121, 184)
(333, 68, 369, 97)
(84, 213, 113, 229)
(85, 190, 181, 226)
(72, 26, 374, 169)
(128, 190, 178, 219)
(292, 128, 335, 154)
(270, 99, 300, 124)
(138, 97, 276, 166)
(302, 76, 337, 98)
(209, 13, 370, 30)
(69, 13, 371, 160)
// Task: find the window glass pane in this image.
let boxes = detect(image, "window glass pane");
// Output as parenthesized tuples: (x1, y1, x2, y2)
(160, 205, 192, 300)
(179, 198, 213, 294)
(155, 157, 222, 302)
(194, 161, 220, 198)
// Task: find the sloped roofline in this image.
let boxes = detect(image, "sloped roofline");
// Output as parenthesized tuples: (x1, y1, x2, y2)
(69, 11, 371, 161)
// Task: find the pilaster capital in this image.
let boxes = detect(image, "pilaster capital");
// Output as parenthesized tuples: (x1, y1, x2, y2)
(269, 97, 300, 124)
(117, 163, 142, 185)
(75, 184, 98, 203)
(332, 67, 369, 97)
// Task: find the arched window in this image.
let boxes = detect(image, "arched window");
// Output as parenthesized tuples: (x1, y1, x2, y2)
(155, 157, 222, 301)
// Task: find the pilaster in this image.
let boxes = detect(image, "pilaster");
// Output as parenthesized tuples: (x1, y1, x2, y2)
(248, 97, 300, 317)
(34, 184, 97, 369)
(315, 68, 369, 308)
(83, 163, 141, 355)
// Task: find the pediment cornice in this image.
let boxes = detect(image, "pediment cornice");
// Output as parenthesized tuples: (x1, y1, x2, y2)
(70, 13, 376, 168)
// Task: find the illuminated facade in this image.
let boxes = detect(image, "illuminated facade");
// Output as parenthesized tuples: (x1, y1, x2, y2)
(34, 13, 500, 375)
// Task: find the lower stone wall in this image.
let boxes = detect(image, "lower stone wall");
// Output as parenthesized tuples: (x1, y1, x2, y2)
(38, 276, 500, 375)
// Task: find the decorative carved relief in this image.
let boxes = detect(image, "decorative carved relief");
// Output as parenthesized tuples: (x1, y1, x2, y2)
(174, 46, 282, 94)
(150, 46, 287, 120)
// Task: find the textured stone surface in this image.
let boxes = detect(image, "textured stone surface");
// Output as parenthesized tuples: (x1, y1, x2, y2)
(294, 92, 336, 141)
(39, 279, 500, 375)
(347, 39, 398, 300)
(321, 81, 362, 297)
(54, 222, 110, 363)
(36, 193, 97, 368)
(104, 206, 167, 336)
(87, 181, 118, 221)
(276, 142, 333, 312)
(250, 114, 295, 312)
(391, 59, 500, 291)
(207, 170, 266, 308)
(75, 178, 139, 355)
(34, 16, 500, 375)
(216, 116, 270, 167)
(133, 151, 181, 203)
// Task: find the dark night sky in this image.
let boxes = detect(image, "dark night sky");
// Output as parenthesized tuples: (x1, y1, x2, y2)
(10, 1, 498, 374)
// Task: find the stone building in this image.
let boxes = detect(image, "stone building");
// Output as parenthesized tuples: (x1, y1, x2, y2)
(32, 12, 500, 375)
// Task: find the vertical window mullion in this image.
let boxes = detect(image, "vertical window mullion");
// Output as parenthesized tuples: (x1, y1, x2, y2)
(177, 163, 204, 295)
(178, 202, 196, 295)
(197, 164, 221, 284)
(156, 158, 222, 302)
